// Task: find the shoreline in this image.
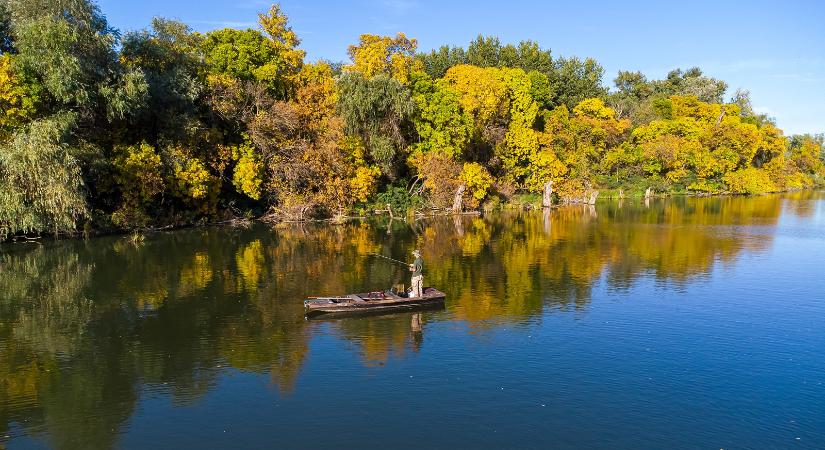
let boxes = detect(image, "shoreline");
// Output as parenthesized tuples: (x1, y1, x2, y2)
(4, 188, 820, 245)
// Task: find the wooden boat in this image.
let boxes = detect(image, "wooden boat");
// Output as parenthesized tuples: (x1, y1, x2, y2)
(304, 287, 446, 318)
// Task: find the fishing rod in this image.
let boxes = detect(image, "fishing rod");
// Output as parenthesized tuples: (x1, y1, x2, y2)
(369, 253, 410, 267)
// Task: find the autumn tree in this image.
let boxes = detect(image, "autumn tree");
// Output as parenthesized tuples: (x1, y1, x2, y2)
(345, 33, 422, 84)
(409, 73, 472, 158)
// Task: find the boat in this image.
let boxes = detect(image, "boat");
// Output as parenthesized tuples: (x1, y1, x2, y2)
(304, 287, 446, 318)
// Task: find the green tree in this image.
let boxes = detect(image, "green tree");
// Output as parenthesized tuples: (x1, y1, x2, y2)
(409, 73, 472, 158)
(7, 0, 146, 122)
(549, 56, 608, 110)
(0, 114, 87, 238)
(121, 18, 204, 144)
(466, 35, 502, 68)
(416, 45, 466, 78)
(337, 72, 414, 177)
(653, 67, 727, 103)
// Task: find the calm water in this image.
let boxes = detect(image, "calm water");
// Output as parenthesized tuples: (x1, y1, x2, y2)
(1, 193, 824, 449)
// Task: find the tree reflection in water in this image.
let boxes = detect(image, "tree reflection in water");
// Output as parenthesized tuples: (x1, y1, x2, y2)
(1, 192, 819, 448)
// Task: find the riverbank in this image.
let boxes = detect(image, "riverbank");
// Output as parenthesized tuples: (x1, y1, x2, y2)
(5, 187, 822, 244)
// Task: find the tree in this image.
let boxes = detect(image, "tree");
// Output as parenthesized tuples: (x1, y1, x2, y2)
(788, 134, 825, 176)
(121, 18, 204, 144)
(0, 114, 87, 238)
(201, 6, 303, 99)
(607, 70, 656, 124)
(416, 44, 466, 79)
(466, 35, 501, 68)
(501, 40, 553, 73)
(7, 0, 145, 122)
(442, 64, 509, 129)
(549, 56, 608, 110)
(465, 35, 553, 74)
(730, 88, 774, 127)
(336, 73, 414, 177)
(201, 28, 280, 83)
(0, 54, 40, 134)
(345, 33, 421, 84)
(654, 67, 727, 103)
(257, 4, 304, 88)
(410, 73, 472, 158)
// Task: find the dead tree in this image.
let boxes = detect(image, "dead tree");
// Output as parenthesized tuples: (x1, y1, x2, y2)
(542, 181, 554, 208)
(452, 184, 466, 213)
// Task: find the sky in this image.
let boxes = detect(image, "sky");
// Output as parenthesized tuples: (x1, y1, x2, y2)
(96, 0, 825, 136)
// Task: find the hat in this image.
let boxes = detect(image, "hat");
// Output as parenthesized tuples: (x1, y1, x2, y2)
(412, 249, 421, 256)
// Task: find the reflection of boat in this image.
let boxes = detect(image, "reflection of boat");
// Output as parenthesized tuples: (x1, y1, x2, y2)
(304, 287, 446, 318)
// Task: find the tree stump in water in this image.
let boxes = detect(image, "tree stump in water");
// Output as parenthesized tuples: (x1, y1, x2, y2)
(588, 191, 599, 205)
(542, 181, 554, 208)
(452, 184, 466, 212)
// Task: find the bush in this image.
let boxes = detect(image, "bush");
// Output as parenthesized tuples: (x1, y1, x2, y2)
(370, 184, 424, 212)
(722, 167, 778, 194)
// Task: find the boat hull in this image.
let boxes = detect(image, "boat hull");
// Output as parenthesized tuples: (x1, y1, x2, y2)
(304, 287, 445, 318)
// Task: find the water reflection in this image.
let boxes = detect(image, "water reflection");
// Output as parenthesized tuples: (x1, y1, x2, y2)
(0, 191, 820, 448)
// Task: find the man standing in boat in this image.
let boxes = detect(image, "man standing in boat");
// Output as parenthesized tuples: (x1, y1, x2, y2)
(409, 249, 424, 298)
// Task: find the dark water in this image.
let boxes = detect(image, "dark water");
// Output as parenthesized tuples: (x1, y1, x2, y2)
(1, 193, 824, 449)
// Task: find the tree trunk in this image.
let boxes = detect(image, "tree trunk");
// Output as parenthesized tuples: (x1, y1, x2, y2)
(542, 181, 554, 208)
(452, 184, 466, 213)
(588, 190, 599, 205)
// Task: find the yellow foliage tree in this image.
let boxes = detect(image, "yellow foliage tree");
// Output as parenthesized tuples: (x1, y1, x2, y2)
(110, 143, 165, 227)
(231, 141, 264, 200)
(0, 55, 39, 134)
(441, 64, 508, 127)
(461, 162, 494, 206)
(349, 165, 381, 203)
(345, 33, 422, 84)
(258, 4, 305, 75)
(723, 167, 778, 194)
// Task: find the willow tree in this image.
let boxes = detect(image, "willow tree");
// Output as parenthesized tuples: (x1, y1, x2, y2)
(337, 72, 414, 178)
(1, 0, 148, 237)
(0, 115, 87, 238)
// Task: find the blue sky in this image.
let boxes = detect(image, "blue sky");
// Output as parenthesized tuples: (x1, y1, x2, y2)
(97, 0, 824, 136)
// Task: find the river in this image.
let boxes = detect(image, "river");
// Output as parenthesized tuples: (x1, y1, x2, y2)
(1, 192, 824, 449)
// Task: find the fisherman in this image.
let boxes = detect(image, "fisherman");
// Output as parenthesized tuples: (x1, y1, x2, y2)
(409, 249, 424, 298)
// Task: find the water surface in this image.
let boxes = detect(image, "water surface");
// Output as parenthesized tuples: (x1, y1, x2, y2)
(1, 192, 824, 449)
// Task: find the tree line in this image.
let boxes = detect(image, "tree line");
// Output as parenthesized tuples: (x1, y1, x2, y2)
(1, 0, 823, 239)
